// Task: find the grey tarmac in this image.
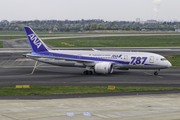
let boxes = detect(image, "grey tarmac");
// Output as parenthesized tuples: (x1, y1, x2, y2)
(0, 93, 180, 120)
(0, 60, 180, 87)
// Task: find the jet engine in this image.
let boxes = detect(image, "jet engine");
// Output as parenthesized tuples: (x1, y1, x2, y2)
(94, 62, 114, 74)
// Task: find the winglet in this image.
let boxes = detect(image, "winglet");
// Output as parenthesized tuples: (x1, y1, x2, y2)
(24, 26, 49, 53)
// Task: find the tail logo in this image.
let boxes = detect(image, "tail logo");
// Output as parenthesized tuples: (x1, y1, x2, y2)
(28, 34, 42, 48)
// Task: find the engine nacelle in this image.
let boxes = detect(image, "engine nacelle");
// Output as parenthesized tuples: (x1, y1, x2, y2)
(94, 62, 113, 74)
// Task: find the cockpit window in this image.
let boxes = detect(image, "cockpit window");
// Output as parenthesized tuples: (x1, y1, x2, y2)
(161, 58, 167, 61)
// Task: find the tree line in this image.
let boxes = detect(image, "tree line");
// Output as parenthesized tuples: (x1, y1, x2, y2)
(0, 19, 180, 32)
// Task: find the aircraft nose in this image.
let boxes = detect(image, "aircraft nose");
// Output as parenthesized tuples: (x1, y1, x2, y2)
(167, 61, 172, 68)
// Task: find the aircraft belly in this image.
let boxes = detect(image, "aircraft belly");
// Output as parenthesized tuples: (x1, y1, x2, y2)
(128, 65, 167, 69)
(118, 64, 167, 69)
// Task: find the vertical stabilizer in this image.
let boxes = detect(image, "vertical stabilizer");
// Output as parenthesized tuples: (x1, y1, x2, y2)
(24, 27, 49, 53)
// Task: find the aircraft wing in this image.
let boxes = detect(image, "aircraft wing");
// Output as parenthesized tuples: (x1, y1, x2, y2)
(23, 53, 100, 64)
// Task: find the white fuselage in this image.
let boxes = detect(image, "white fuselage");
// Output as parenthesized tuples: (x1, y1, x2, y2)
(31, 50, 172, 70)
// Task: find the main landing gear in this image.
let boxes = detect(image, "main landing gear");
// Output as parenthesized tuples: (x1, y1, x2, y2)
(83, 67, 94, 75)
(154, 69, 160, 75)
(83, 70, 93, 75)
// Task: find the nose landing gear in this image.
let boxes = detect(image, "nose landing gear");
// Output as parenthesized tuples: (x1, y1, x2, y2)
(154, 69, 160, 75)
(154, 71, 158, 75)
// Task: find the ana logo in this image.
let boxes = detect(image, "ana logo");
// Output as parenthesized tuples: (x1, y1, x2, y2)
(28, 34, 42, 48)
(112, 55, 122, 58)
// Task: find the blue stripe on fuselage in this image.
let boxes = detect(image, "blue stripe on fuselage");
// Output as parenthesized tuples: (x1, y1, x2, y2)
(30, 51, 130, 65)
(29, 51, 158, 66)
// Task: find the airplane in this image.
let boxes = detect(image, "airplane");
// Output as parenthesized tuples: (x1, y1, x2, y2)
(23, 26, 172, 75)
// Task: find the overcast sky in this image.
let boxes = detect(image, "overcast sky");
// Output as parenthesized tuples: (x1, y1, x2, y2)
(0, 0, 179, 22)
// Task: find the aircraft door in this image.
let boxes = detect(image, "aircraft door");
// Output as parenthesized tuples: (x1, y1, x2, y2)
(149, 56, 154, 63)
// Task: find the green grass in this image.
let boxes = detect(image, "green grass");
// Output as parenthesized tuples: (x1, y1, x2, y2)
(85, 32, 180, 34)
(0, 35, 81, 40)
(0, 31, 25, 35)
(43, 35, 180, 47)
(0, 41, 3, 47)
(0, 86, 180, 96)
(165, 55, 180, 68)
(0, 36, 57, 40)
(0, 36, 26, 40)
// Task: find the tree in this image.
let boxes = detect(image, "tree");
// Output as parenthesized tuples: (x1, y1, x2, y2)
(135, 26, 140, 30)
(84, 24, 90, 30)
(110, 22, 115, 26)
(64, 28, 70, 32)
(111, 24, 119, 30)
(90, 23, 97, 30)
(98, 23, 104, 30)
(70, 24, 74, 29)
(75, 24, 81, 29)
(125, 26, 130, 31)
(58, 21, 64, 28)
(65, 24, 69, 28)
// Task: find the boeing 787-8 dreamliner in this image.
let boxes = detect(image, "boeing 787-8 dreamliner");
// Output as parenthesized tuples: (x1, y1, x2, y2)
(23, 27, 172, 75)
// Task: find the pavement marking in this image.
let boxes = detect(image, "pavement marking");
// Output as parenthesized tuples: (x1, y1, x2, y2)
(144, 72, 163, 78)
(14, 111, 114, 120)
(31, 61, 38, 74)
(36, 63, 45, 67)
(66, 112, 75, 117)
(13, 111, 94, 120)
(15, 59, 34, 61)
(82, 112, 92, 116)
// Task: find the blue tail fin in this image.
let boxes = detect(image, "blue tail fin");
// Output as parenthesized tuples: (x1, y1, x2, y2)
(24, 26, 49, 53)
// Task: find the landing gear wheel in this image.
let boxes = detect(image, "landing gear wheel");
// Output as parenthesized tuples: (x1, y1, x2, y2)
(83, 70, 93, 75)
(88, 71, 93, 75)
(154, 71, 158, 75)
(83, 71, 88, 75)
